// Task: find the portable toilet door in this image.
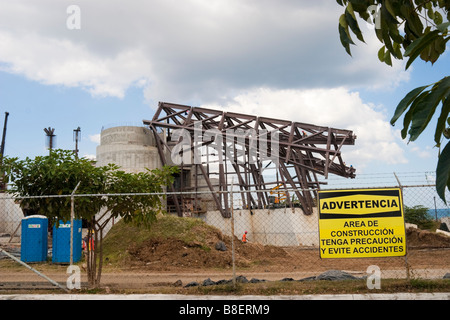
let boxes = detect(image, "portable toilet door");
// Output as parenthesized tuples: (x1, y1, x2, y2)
(21, 215, 48, 263)
(52, 220, 82, 264)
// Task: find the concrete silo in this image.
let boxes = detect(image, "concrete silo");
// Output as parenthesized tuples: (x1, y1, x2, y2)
(95, 126, 163, 235)
(96, 126, 161, 173)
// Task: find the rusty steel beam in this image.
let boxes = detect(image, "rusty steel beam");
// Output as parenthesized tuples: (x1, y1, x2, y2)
(144, 102, 357, 217)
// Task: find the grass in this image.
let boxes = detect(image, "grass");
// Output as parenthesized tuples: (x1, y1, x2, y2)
(150, 278, 450, 296)
(102, 214, 218, 267)
(1, 272, 448, 296)
(29, 278, 449, 296)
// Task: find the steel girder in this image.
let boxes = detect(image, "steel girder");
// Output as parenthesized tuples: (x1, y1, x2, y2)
(144, 102, 356, 218)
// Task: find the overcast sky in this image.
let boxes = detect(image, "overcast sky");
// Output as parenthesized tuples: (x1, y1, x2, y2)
(0, 0, 447, 185)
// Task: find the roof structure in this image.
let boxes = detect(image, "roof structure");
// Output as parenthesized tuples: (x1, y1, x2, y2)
(144, 102, 356, 217)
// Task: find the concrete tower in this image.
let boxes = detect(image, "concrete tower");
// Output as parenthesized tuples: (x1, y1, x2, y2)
(96, 126, 161, 173)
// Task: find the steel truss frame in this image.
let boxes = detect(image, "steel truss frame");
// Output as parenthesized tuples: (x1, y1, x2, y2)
(144, 102, 356, 218)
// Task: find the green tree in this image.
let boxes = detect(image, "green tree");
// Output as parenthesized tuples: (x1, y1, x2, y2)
(1, 149, 177, 287)
(404, 205, 434, 229)
(337, 0, 450, 202)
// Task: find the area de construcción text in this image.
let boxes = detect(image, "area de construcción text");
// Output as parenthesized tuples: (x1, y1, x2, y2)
(321, 219, 405, 255)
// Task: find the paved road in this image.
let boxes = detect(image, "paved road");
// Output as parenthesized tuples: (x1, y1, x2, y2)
(1, 292, 449, 300)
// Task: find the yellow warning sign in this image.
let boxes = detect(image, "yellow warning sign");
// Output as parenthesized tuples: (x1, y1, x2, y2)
(318, 188, 406, 259)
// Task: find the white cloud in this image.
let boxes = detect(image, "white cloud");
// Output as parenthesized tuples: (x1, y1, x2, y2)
(0, 0, 410, 103)
(82, 154, 96, 161)
(201, 87, 407, 169)
(88, 134, 101, 144)
(409, 143, 433, 159)
(0, 0, 416, 172)
(0, 31, 153, 98)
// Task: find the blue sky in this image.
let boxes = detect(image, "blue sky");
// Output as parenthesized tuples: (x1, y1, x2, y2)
(0, 71, 152, 159)
(0, 0, 447, 190)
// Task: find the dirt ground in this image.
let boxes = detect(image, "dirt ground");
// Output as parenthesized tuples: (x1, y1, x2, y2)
(1, 226, 449, 291)
(117, 227, 450, 276)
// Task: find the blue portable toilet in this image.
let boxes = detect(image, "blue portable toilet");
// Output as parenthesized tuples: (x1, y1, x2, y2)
(21, 215, 48, 263)
(52, 219, 82, 264)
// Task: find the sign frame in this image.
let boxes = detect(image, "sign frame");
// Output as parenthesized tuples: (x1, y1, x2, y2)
(317, 188, 407, 259)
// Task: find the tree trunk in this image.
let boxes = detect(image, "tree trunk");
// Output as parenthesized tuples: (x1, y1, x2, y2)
(96, 228, 103, 285)
(86, 218, 98, 287)
(85, 215, 110, 288)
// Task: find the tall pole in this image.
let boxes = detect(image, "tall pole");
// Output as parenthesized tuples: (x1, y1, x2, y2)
(434, 196, 438, 222)
(0, 112, 9, 191)
(230, 178, 236, 288)
(70, 181, 81, 266)
(73, 127, 81, 159)
(0, 112, 9, 157)
(394, 172, 410, 281)
(44, 127, 56, 153)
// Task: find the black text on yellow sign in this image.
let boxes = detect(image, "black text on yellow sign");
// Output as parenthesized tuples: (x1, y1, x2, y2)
(318, 188, 406, 259)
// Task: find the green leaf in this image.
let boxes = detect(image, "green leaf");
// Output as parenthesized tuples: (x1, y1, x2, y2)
(427, 7, 435, 20)
(404, 30, 441, 69)
(434, 11, 443, 25)
(435, 97, 450, 146)
(339, 25, 354, 55)
(436, 141, 450, 203)
(390, 85, 431, 125)
(434, 36, 448, 56)
(378, 46, 386, 62)
(380, 15, 395, 55)
(436, 21, 450, 33)
(345, 3, 365, 43)
(393, 42, 403, 59)
(401, 90, 431, 139)
(384, 50, 393, 66)
(388, 21, 404, 45)
(385, 0, 397, 19)
(409, 77, 450, 141)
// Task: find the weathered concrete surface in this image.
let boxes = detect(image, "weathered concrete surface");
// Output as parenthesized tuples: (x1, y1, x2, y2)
(1, 293, 449, 300)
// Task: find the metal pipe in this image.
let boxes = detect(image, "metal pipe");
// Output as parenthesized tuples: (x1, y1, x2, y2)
(0, 248, 68, 292)
(70, 182, 81, 266)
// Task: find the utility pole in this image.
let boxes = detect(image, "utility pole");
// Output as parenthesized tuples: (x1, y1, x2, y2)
(0, 112, 9, 157)
(44, 127, 56, 153)
(73, 127, 81, 159)
(0, 112, 9, 191)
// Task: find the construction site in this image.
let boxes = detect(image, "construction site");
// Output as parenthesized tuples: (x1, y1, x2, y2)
(1, 102, 450, 293)
(95, 101, 357, 245)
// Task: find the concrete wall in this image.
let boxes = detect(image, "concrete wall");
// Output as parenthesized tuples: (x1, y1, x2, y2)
(0, 194, 24, 236)
(204, 207, 319, 247)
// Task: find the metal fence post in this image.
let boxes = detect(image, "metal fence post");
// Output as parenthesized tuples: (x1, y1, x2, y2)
(394, 172, 411, 281)
(230, 179, 236, 288)
(70, 182, 81, 266)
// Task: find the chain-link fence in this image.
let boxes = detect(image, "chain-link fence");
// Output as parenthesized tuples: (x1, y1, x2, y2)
(1, 182, 449, 292)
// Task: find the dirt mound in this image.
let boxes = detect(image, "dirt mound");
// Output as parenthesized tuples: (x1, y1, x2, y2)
(104, 216, 288, 271)
(128, 238, 232, 269)
(126, 235, 288, 271)
(105, 217, 450, 272)
(406, 227, 450, 248)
